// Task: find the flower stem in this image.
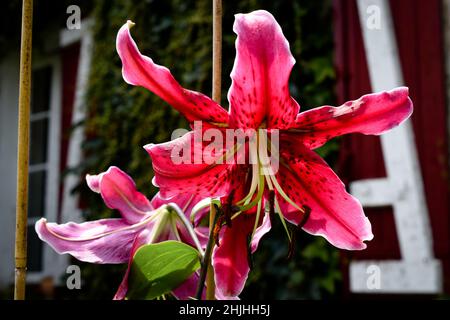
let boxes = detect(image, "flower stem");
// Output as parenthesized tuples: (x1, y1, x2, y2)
(205, 203, 217, 300)
(15, 0, 33, 300)
(195, 203, 219, 300)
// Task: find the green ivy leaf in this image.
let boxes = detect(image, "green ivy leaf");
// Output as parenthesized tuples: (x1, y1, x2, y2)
(126, 240, 201, 300)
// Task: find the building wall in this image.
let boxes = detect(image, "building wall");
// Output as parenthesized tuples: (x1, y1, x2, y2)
(333, 0, 450, 294)
(0, 54, 20, 288)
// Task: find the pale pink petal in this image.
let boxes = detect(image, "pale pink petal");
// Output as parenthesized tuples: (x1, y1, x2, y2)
(86, 173, 102, 193)
(215, 289, 240, 300)
(113, 229, 153, 300)
(172, 273, 203, 300)
(151, 192, 209, 245)
(116, 21, 228, 125)
(250, 209, 271, 253)
(175, 222, 208, 250)
(150, 192, 199, 214)
(35, 218, 142, 264)
(212, 214, 254, 298)
(228, 10, 299, 129)
(99, 166, 153, 224)
(145, 131, 237, 199)
(276, 137, 373, 250)
(292, 87, 413, 149)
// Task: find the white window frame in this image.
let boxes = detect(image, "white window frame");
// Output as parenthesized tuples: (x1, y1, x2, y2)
(27, 58, 67, 283)
(27, 18, 94, 284)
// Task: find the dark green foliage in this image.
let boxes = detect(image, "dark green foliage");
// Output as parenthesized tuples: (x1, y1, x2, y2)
(0, 0, 93, 57)
(74, 0, 339, 299)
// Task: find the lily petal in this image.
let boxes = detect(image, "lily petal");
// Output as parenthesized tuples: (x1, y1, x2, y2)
(116, 21, 228, 125)
(212, 214, 254, 298)
(250, 208, 271, 253)
(113, 229, 152, 300)
(98, 166, 153, 224)
(151, 192, 209, 244)
(151, 192, 198, 214)
(86, 173, 102, 193)
(228, 10, 299, 129)
(215, 289, 240, 300)
(172, 273, 203, 300)
(145, 131, 237, 199)
(292, 87, 413, 149)
(276, 137, 373, 250)
(35, 218, 141, 264)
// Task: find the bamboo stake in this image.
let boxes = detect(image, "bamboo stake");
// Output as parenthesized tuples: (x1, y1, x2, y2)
(195, 203, 219, 300)
(212, 0, 222, 104)
(205, 0, 222, 300)
(14, 0, 33, 300)
(205, 203, 217, 300)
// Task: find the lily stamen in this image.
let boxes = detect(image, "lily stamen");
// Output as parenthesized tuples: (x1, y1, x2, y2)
(274, 197, 292, 242)
(270, 174, 305, 214)
(250, 199, 263, 239)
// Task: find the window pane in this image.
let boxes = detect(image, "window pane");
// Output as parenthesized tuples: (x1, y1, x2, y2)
(27, 225, 43, 272)
(31, 66, 52, 114)
(30, 118, 48, 165)
(28, 170, 46, 218)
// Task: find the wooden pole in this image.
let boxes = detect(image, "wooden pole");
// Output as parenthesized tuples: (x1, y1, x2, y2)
(212, 0, 222, 103)
(205, 0, 222, 300)
(14, 0, 33, 300)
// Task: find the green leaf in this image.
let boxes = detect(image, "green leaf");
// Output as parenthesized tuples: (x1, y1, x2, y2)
(126, 240, 201, 300)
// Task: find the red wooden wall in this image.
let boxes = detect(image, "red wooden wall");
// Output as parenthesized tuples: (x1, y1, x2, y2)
(57, 43, 80, 222)
(333, 0, 450, 293)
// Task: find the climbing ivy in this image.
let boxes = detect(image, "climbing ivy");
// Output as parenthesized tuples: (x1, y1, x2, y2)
(77, 0, 339, 300)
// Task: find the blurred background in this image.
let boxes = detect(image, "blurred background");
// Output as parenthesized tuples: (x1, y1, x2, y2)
(0, 0, 449, 299)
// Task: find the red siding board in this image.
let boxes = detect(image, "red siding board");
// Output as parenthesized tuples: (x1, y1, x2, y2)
(333, 0, 450, 293)
(58, 43, 80, 223)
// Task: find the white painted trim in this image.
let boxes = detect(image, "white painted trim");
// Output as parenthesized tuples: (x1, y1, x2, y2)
(28, 163, 48, 173)
(26, 18, 95, 285)
(27, 59, 68, 284)
(351, 0, 442, 293)
(60, 19, 94, 47)
(30, 111, 50, 121)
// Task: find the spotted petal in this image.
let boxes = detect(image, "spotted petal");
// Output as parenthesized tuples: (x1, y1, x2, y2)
(276, 136, 373, 250)
(228, 10, 299, 129)
(292, 87, 413, 149)
(117, 21, 228, 125)
(212, 214, 255, 298)
(145, 131, 239, 199)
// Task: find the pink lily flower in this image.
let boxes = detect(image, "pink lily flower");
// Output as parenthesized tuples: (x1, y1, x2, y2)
(116, 10, 413, 298)
(35, 166, 209, 300)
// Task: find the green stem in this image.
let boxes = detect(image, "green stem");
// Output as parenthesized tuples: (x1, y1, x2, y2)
(195, 204, 219, 300)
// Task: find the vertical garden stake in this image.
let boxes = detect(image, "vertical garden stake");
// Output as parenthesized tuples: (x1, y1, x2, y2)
(206, 0, 222, 300)
(14, 0, 33, 300)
